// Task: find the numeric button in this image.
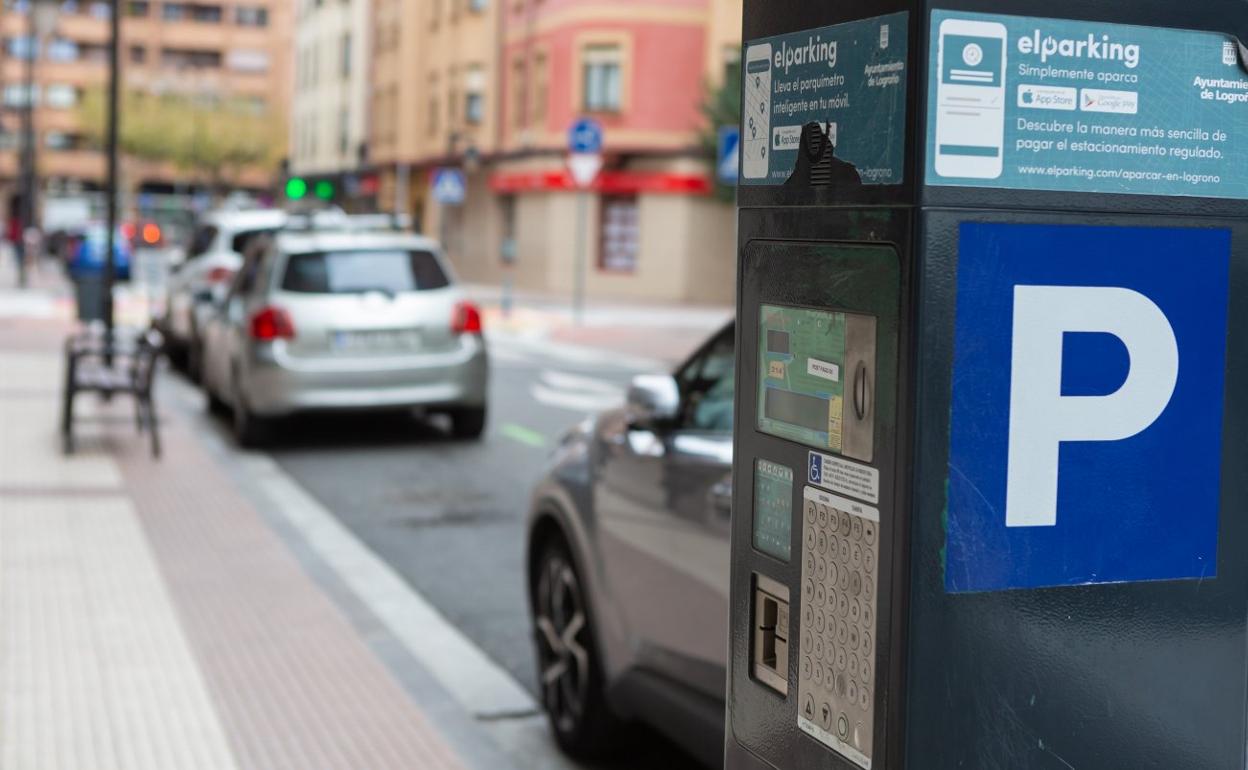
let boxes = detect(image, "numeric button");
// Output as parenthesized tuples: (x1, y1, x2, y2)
(863, 520, 876, 545)
(840, 513, 852, 537)
(852, 517, 863, 541)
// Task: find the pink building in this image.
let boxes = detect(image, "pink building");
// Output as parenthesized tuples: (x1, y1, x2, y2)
(447, 0, 742, 304)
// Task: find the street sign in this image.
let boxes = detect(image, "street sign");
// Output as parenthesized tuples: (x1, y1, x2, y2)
(568, 117, 604, 154)
(717, 126, 740, 185)
(567, 153, 603, 189)
(431, 168, 467, 206)
(946, 222, 1230, 592)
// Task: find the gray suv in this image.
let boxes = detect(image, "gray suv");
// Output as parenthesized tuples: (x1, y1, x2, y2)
(525, 324, 734, 766)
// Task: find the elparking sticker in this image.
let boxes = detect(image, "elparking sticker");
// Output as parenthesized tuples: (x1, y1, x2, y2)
(926, 11, 1248, 199)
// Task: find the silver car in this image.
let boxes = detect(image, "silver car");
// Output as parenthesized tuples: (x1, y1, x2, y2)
(200, 228, 489, 446)
(161, 207, 288, 378)
(525, 323, 734, 767)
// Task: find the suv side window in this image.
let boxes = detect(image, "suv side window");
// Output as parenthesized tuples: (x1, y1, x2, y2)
(675, 326, 735, 433)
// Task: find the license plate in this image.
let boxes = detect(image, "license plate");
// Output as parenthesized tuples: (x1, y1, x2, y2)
(332, 329, 421, 351)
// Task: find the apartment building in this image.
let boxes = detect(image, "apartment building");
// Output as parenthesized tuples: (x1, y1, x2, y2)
(0, 0, 290, 201)
(289, 0, 371, 205)
(369, 0, 500, 233)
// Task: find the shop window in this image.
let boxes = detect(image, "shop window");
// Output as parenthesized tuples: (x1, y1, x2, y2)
(599, 195, 639, 273)
(582, 44, 622, 113)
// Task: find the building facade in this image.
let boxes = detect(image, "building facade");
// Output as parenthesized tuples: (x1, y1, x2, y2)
(290, 0, 371, 205)
(369, 0, 500, 231)
(365, 0, 740, 305)
(0, 0, 291, 203)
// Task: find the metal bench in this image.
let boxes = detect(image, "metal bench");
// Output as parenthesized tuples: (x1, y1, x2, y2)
(61, 327, 163, 458)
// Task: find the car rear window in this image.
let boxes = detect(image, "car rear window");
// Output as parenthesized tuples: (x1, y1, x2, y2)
(280, 250, 450, 294)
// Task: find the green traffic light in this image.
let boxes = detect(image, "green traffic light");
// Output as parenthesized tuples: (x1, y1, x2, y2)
(286, 177, 308, 199)
(314, 180, 335, 200)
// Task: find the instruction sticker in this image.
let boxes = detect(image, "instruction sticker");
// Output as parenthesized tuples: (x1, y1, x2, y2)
(742, 12, 909, 186)
(808, 451, 879, 504)
(926, 11, 1248, 199)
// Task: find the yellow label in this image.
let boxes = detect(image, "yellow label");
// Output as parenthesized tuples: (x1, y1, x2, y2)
(769, 361, 786, 379)
(827, 395, 844, 452)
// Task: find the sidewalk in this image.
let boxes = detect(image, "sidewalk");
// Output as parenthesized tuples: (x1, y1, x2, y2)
(0, 272, 504, 768)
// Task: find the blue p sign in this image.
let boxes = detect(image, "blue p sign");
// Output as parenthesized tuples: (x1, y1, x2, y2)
(946, 223, 1230, 593)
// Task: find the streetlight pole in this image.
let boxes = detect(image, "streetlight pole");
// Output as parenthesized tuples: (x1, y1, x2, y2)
(102, 0, 120, 346)
(17, 6, 36, 289)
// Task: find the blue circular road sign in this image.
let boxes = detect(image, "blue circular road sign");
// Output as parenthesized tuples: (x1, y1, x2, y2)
(568, 118, 604, 154)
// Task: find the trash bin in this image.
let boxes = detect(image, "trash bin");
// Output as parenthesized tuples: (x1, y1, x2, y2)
(74, 274, 106, 322)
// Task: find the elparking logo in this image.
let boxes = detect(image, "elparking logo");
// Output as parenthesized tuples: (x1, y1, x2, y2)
(945, 223, 1230, 593)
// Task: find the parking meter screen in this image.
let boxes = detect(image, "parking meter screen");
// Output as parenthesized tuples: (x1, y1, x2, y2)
(758, 305, 868, 454)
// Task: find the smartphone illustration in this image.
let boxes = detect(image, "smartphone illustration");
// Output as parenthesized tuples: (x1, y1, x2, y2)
(743, 43, 772, 180)
(934, 19, 1007, 179)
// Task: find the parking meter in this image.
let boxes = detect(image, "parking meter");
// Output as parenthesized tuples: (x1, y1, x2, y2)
(726, 2, 1248, 769)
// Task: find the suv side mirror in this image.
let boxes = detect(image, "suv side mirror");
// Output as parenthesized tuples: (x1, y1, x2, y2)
(626, 374, 681, 428)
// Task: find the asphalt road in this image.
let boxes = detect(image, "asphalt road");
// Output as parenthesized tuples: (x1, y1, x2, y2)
(256, 334, 709, 767)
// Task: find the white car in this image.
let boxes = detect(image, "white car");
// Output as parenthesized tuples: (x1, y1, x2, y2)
(199, 227, 489, 446)
(160, 208, 288, 377)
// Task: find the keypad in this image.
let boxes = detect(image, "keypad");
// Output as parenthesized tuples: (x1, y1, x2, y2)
(796, 487, 879, 769)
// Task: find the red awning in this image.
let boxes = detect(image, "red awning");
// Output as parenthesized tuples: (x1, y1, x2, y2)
(489, 169, 712, 195)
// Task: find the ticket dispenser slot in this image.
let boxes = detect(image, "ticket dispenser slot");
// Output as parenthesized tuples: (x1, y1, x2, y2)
(728, 238, 902, 770)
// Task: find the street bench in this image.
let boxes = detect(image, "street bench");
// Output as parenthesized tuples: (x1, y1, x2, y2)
(61, 327, 163, 458)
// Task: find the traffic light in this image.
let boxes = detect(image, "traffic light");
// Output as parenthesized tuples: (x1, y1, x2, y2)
(314, 180, 335, 200)
(285, 177, 308, 200)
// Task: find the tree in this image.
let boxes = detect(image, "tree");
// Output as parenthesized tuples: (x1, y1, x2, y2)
(76, 87, 284, 192)
(699, 60, 742, 203)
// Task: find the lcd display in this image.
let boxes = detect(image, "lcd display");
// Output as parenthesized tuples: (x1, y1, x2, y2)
(753, 459, 794, 562)
(758, 304, 875, 454)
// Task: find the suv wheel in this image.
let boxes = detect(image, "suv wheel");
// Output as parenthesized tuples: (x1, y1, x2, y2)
(449, 406, 487, 440)
(532, 539, 621, 758)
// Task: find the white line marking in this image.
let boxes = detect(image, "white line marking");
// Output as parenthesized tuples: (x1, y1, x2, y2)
(539, 370, 624, 396)
(530, 384, 623, 414)
(233, 450, 538, 719)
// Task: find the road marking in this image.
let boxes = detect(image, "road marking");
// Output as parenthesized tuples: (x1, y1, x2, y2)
(499, 423, 547, 449)
(229, 448, 539, 720)
(530, 370, 625, 413)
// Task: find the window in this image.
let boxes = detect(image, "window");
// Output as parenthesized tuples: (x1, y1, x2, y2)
(226, 49, 269, 72)
(5, 36, 37, 61)
(79, 42, 109, 63)
(676, 327, 735, 433)
(340, 32, 351, 78)
(3, 84, 38, 107)
(87, 0, 109, 17)
(160, 47, 222, 69)
(45, 84, 77, 108)
(463, 64, 484, 125)
(192, 3, 221, 22)
(531, 52, 547, 125)
(47, 38, 78, 61)
(234, 5, 267, 25)
(337, 107, 348, 155)
(511, 58, 525, 128)
(281, 251, 450, 294)
(44, 131, 77, 150)
(468, 0, 486, 10)
(583, 44, 622, 112)
(599, 195, 639, 273)
(129, 44, 145, 63)
(126, 0, 149, 14)
(161, 2, 186, 19)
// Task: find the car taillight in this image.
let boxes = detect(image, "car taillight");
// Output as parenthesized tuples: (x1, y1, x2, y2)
(249, 306, 296, 341)
(451, 301, 483, 336)
(206, 266, 235, 284)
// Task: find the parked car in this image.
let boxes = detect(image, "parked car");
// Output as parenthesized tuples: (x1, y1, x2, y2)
(526, 323, 735, 767)
(198, 228, 489, 446)
(160, 207, 287, 377)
